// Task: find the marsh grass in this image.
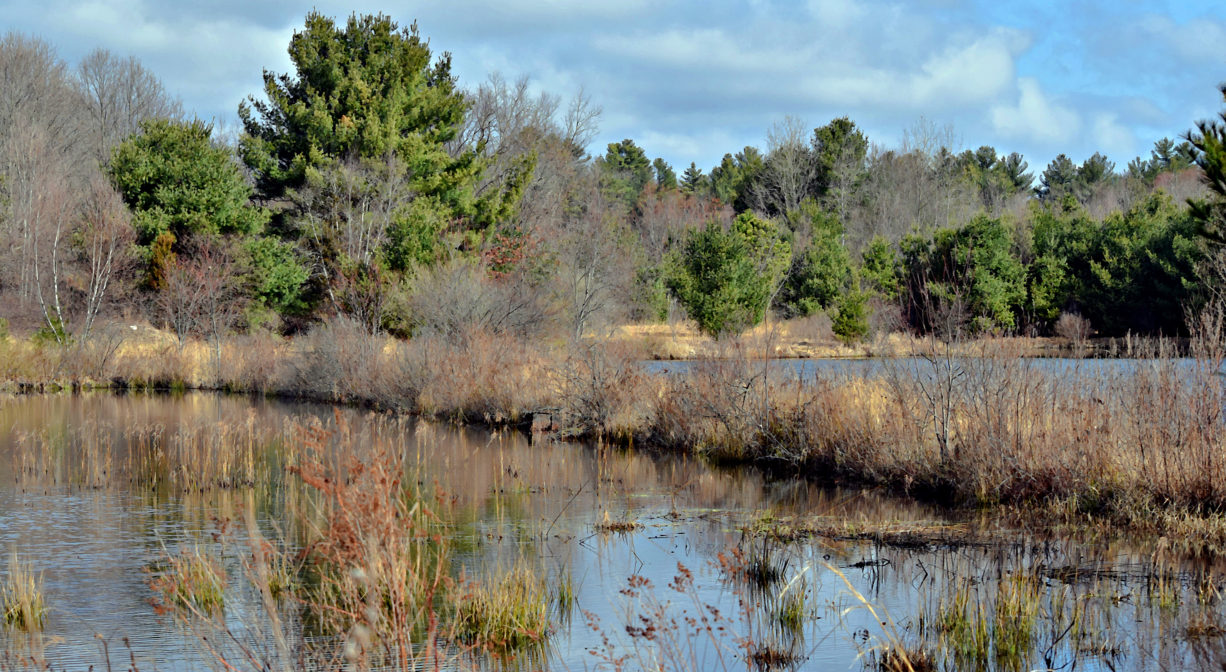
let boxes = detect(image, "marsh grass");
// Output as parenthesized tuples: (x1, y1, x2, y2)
(1, 555, 46, 632)
(774, 579, 807, 632)
(934, 573, 1044, 670)
(13, 413, 295, 494)
(874, 644, 937, 672)
(148, 545, 225, 616)
(594, 509, 643, 534)
(455, 564, 551, 652)
(13, 320, 1226, 547)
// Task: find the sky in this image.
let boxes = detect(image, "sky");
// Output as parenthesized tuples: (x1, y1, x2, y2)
(4, 0, 1225, 177)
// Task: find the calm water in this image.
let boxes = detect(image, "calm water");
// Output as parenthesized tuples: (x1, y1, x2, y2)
(0, 392, 1224, 671)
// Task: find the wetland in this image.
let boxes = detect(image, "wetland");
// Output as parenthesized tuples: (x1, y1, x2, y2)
(2, 390, 1226, 671)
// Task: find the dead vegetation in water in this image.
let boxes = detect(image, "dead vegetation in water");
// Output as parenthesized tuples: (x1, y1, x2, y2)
(594, 510, 643, 534)
(745, 514, 992, 551)
(144, 411, 567, 672)
(12, 309, 1226, 549)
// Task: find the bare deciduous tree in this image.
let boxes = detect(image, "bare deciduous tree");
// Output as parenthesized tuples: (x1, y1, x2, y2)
(76, 172, 135, 341)
(75, 48, 182, 161)
(1, 120, 78, 341)
(635, 186, 733, 265)
(158, 239, 243, 378)
(557, 195, 636, 339)
(752, 115, 815, 217)
(457, 74, 601, 237)
(0, 33, 82, 160)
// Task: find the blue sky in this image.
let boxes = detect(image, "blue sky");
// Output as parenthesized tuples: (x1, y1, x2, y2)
(5, 0, 1224, 176)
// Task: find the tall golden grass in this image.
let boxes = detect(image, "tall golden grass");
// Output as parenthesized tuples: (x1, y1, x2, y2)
(7, 316, 1226, 542)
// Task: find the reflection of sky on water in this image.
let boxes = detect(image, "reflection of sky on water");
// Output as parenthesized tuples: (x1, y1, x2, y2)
(0, 393, 1224, 670)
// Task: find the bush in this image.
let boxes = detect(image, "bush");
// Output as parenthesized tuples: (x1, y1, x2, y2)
(666, 217, 787, 337)
(1054, 311, 1093, 350)
(408, 259, 554, 342)
(832, 290, 870, 345)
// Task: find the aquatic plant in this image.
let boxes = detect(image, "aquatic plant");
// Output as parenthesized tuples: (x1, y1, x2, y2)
(1, 555, 47, 631)
(455, 564, 551, 652)
(595, 509, 643, 534)
(774, 580, 806, 632)
(991, 573, 1041, 666)
(149, 545, 225, 615)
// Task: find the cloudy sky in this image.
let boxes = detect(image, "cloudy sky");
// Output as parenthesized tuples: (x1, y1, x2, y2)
(5, 0, 1225, 175)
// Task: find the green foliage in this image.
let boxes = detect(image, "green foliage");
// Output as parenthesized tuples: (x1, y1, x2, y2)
(709, 147, 763, 212)
(811, 117, 868, 203)
(679, 162, 706, 195)
(1036, 154, 1078, 203)
(598, 139, 651, 212)
(32, 314, 71, 347)
(385, 196, 448, 273)
(109, 118, 267, 248)
(667, 215, 789, 337)
(1037, 152, 1115, 205)
(783, 206, 849, 315)
(731, 211, 791, 287)
(903, 215, 1026, 334)
(1189, 85, 1226, 245)
(832, 288, 869, 344)
(240, 12, 515, 229)
(652, 158, 677, 190)
(633, 265, 671, 323)
(1035, 193, 1202, 334)
(860, 236, 900, 300)
(940, 215, 1027, 333)
(242, 237, 309, 315)
(956, 146, 1032, 207)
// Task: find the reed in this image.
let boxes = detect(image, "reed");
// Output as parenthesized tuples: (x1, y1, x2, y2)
(455, 564, 551, 652)
(1, 555, 46, 632)
(148, 545, 226, 616)
(11, 317, 1226, 545)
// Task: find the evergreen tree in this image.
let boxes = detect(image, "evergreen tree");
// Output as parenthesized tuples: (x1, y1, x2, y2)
(783, 207, 849, 315)
(811, 117, 868, 212)
(666, 214, 789, 337)
(1037, 154, 1078, 204)
(239, 12, 517, 227)
(598, 139, 651, 212)
(680, 162, 706, 194)
(832, 286, 869, 344)
(1189, 85, 1226, 245)
(110, 118, 267, 247)
(860, 236, 900, 300)
(709, 147, 764, 212)
(652, 157, 678, 190)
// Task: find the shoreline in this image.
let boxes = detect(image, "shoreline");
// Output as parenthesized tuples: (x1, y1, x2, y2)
(1, 321, 1222, 559)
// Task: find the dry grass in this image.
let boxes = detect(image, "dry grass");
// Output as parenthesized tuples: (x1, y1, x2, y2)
(12, 413, 294, 493)
(455, 564, 551, 652)
(148, 545, 226, 616)
(608, 319, 1067, 360)
(7, 316, 1226, 546)
(1, 555, 46, 632)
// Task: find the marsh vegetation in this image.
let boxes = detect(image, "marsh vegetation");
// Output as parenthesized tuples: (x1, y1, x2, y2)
(0, 392, 1225, 670)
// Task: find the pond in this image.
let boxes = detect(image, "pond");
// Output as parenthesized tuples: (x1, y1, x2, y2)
(0, 392, 1224, 671)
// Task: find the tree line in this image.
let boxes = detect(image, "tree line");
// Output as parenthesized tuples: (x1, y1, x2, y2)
(2, 12, 1224, 349)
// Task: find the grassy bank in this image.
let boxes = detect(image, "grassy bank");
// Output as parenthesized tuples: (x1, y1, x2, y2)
(3, 318, 1225, 551)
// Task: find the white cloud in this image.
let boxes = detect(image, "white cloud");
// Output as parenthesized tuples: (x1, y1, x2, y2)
(909, 30, 1025, 106)
(1091, 113, 1136, 160)
(990, 78, 1081, 146)
(1135, 14, 1226, 63)
(4, 0, 1220, 174)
